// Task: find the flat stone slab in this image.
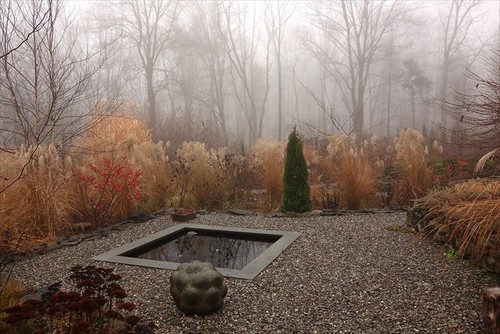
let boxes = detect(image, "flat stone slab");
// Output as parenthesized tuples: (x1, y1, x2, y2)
(226, 209, 255, 216)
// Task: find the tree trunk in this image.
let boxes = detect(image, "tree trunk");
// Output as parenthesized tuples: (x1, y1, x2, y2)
(277, 51, 283, 140)
(386, 37, 393, 137)
(411, 85, 416, 129)
(440, 57, 450, 131)
(146, 67, 156, 137)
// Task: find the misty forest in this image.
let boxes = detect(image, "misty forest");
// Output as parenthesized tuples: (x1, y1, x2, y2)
(0, 0, 499, 331)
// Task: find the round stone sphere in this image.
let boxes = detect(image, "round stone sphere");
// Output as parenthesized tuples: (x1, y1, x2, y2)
(169, 261, 227, 315)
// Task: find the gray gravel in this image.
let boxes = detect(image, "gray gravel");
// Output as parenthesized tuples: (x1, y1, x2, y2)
(7, 212, 498, 333)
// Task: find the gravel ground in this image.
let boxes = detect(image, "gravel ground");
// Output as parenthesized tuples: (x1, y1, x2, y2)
(7, 212, 499, 333)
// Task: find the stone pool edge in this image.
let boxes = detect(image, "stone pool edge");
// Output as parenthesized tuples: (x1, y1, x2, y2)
(92, 223, 301, 279)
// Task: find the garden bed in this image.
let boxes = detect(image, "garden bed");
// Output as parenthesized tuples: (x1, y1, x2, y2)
(407, 178, 500, 274)
(4, 212, 498, 333)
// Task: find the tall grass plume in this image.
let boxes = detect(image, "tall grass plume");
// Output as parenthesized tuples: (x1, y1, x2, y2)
(251, 139, 285, 210)
(173, 141, 226, 209)
(0, 145, 76, 252)
(394, 129, 432, 203)
(326, 134, 376, 209)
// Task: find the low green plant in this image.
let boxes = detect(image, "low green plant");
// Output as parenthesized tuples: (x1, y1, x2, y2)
(445, 247, 458, 259)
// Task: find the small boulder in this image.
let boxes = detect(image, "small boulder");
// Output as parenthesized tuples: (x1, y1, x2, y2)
(170, 261, 227, 315)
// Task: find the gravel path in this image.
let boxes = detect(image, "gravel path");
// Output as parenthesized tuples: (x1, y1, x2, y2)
(7, 212, 499, 333)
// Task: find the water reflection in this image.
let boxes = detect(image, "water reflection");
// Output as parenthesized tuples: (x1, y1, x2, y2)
(135, 231, 277, 270)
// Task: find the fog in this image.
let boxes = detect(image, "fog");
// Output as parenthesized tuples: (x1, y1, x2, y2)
(1, 0, 498, 151)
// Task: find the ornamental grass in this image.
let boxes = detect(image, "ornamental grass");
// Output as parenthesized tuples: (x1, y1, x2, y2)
(251, 139, 285, 210)
(394, 129, 432, 204)
(0, 145, 76, 252)
(173, 141, 226, 209)
(326, 134, 377, 210)
(421, 179, 500, 263)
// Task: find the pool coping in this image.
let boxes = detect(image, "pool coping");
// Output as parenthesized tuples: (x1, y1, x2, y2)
(92, 223, 301, 279)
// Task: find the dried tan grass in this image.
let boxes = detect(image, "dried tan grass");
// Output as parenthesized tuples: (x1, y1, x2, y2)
(426, 179, 500, 204)
(0, 145, 76, 252)
(422, 179, 500, 263)
(475, 148, 499, 175)
(310, 184, 340, 210)
(129, 141, 171, 211)
(81, 101, 149, 152)
(326, 134, 377, 209)
(174, 142, 226, 209)
(303, 143, 325, 185)
(0, 279, 24, 310)
(251, 139, 285, 210)
(326, 134, 352, 158)
(394, 129, 432, 203)
(337, 153, 376, 209)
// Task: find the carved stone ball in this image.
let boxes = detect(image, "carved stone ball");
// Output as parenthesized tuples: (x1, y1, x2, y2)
(169, 261, 227, 315)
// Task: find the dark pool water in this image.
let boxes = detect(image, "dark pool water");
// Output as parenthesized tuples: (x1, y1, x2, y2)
(130, 231, 279, 270)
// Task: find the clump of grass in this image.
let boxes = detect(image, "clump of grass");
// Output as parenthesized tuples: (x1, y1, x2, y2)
(445, 246, 459, 259)
(422, 179, 500, 264)
(310, 184, 340, 210)
(70, 113, 155, 223)
(251, 139, 285, 210)
(129, 141, 171, 211)
(337, 153, 376, 209)
(0, 279, 25, 310)
(173, 141, 226, 209)
(82, 101, 149, 152)
(302, 143, 325, 184)
(224, 154, 259, 209)
(0, 145, 76, 252)
(394, 129, 432, 203)
(326, 134, 376, 210)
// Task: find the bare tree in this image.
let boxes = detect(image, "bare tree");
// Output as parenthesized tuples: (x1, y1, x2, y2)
(401, 59, 432, 129)
(265, 0, 295, 140)
(436, 0, 482, 131)
(118, 0, 182, 138)
(216, 1, 272, 146)
(178, 1, 230, 143)
(0, 0, 105, 148)
(0, 0, 111, 197)
(0, 0, 49, 61)
(307, 0, 405, 137)
(443, 49, 500, 150)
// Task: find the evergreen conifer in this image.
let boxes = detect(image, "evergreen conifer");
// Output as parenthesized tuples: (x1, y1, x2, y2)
(281, 126, 311, 213)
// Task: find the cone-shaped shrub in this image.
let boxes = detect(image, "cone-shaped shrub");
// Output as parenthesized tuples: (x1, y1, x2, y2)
(281, 126, 311, 213)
